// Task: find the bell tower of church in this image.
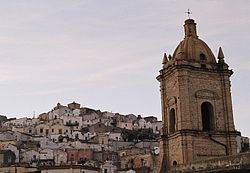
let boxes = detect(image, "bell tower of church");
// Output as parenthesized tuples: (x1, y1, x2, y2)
(157, 19, 240, 172)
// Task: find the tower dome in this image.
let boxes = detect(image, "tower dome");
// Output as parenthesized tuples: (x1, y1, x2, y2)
(167, 19, 216, 68)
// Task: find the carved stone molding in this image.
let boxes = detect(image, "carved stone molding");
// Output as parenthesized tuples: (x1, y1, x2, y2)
(195, 89, 219, 100)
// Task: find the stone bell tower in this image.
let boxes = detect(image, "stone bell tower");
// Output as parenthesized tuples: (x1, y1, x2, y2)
(157, 18, 240, 172)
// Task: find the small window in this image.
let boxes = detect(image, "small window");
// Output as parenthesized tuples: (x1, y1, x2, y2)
(173, 160, 177, 166)
(200, 53, 206, 61)
(40, 128, 43, 133)
(169, 108, 176, 133)
(46, 129, 49, 135)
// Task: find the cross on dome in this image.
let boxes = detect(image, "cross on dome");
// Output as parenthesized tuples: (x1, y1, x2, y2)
(185, 8, 192, 19)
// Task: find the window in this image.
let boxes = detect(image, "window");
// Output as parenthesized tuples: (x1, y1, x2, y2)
(173, 160, 177, 166)
(169, 108, 176, 133)
(40, 128, 43, 133)
(200, 53, 206, 61)
(59, 129, 62, 134)
(52, 129, 54, 133)
(7, 155, 12, 163)
(104, 169, 108, 173)
(201, 102, 214, 131)
(141, 158, 146, 166)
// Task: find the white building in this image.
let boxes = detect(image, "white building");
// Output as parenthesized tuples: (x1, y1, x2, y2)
(151, 121, 162, 134)
(109, 132, 122, 141)
(101, 160, 117, 173)
(53, 149, 67, 165)
(21, 149, 39, 164)
(48, 103, 72, 120)
(39, 149, 54, 160)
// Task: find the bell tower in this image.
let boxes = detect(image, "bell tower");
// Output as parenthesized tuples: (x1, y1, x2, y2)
(157, 19, 240, 172)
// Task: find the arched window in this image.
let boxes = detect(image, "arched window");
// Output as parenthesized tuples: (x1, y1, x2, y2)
(201, 102, 214, 131)
(173, 160, 177, 166)
(169, 108, 176, 133)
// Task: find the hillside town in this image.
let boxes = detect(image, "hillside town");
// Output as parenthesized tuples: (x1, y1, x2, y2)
(0, 102, 164, 173)
(1, 102, 249, 173)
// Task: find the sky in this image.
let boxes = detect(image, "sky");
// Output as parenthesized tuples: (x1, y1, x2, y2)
(0, 1, 249, 136)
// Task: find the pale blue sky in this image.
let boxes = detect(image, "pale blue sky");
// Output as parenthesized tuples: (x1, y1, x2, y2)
(0, 1, 249, 136)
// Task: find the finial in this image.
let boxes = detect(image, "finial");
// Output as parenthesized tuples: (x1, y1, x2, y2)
(185, 8, 192, 19)
(162, 53, 168, 64)
(218, 47, 225, 59)
(168, 54, 172, 60)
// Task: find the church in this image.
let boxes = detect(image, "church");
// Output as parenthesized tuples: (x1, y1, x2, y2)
(156, 18, 250, 172)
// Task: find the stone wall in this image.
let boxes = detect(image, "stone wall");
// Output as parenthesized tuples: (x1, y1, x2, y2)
(172, 152, 250, 173)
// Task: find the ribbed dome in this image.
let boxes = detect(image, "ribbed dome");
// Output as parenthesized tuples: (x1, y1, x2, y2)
(172, 19, 216, 65)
